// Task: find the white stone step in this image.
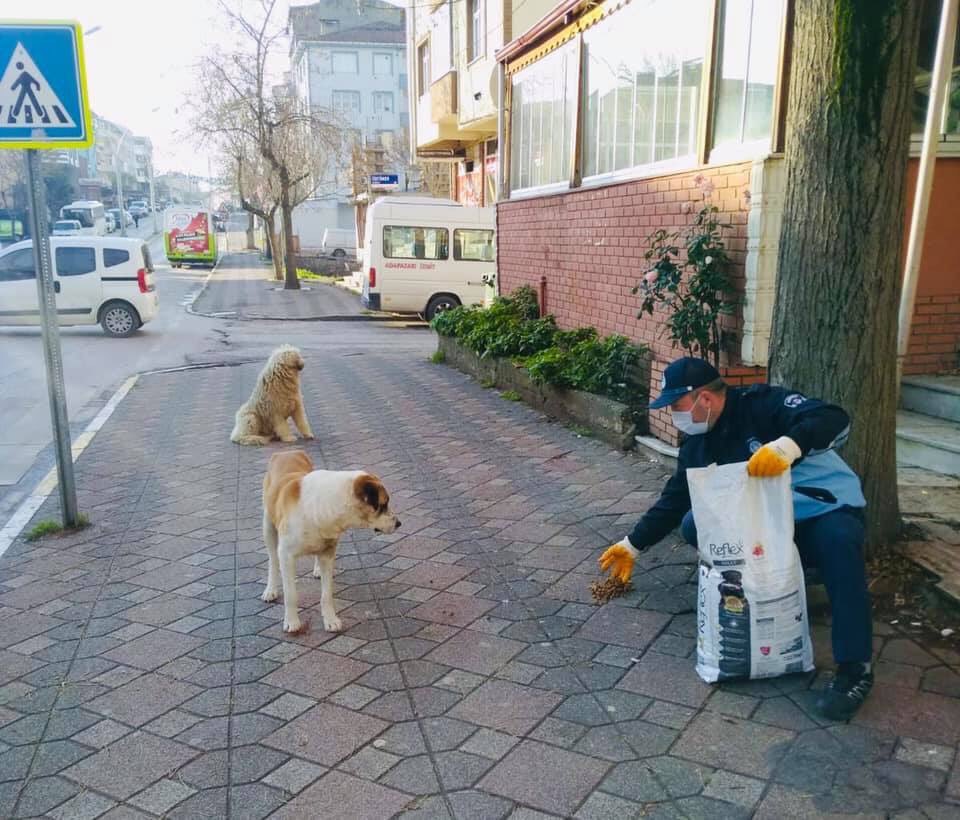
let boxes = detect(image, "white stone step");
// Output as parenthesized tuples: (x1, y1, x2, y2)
(901, 375, 960, 424)
(896, 410, 960, 477)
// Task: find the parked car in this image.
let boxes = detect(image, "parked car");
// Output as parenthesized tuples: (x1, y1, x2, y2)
(322, 228, 357, 258)
(105, 212, 117, 233)
(0, 236, 158, 337)
(108, 208, 133, 228)
(129, 202, 149, 219)
(52, 219, 83, 236)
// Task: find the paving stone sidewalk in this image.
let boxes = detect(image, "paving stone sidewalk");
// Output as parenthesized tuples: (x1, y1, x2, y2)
(192, 252, 369, 320)
(2, 349, 960, 818)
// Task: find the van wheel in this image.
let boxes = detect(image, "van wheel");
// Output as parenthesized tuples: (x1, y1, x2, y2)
(332, 248, 346, 258)
(426, 295, 461, 321)
(100, 302, 140, 337)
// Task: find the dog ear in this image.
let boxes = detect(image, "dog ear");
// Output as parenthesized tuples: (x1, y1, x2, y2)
(354, 474, 385, 511)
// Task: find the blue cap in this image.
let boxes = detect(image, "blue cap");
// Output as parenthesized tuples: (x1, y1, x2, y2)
(649, 357, 721, 409)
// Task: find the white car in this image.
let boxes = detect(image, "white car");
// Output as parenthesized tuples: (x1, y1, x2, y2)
(0, 236, 158, 337)
(52, 219, 83, 236)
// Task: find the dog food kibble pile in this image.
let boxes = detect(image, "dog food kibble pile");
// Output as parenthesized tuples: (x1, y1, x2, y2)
(590, 576, 632, 604)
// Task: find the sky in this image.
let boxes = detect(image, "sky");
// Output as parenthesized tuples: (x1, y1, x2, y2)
(20, 0, 311, 177)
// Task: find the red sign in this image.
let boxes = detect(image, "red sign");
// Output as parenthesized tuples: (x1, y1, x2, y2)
(170, 212, 210, 253)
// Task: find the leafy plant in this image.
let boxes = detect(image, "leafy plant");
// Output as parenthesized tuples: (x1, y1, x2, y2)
(634, 203, 737, 366)
(524, 335, 642, 403)
(500, 390, 522, 401)
(296, 268, 338, 283)
(25, 513, 89, 542)
(430, 350, 446, 364)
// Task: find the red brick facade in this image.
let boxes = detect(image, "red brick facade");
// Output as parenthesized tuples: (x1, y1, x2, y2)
(497, 162, 765, 445)
(905, 294, 960, 376)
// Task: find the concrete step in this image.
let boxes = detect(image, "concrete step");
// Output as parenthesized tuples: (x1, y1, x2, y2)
(901, 375, 960, 423)
(896, 410, 960, 477)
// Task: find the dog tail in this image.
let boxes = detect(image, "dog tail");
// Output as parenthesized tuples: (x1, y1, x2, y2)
(232, 433, 272, 446)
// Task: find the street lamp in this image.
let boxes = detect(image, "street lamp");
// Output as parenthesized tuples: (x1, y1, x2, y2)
(113, 131, 127, 237)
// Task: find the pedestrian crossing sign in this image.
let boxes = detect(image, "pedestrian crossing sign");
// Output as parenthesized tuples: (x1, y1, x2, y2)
(0, 21, 92, 149)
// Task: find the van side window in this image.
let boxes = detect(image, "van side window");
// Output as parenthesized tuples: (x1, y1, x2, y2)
(453, 229, 495, 262)
(0, 248, 35, 281)
(55, 247, 96, 276)
(383, 226, 449, 260)
(104, 248, 130, 267)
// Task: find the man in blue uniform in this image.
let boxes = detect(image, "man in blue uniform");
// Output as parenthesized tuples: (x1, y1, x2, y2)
(600, 357, 873, 720)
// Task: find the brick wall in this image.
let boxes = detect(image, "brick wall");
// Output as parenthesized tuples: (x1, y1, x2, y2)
(904, 294, 960, 376)
(497, 163, 759, 445)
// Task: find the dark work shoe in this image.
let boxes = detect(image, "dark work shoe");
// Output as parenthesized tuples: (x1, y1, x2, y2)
(815, 662, 874, 721)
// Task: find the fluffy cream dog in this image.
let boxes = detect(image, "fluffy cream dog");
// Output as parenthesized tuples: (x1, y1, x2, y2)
(231, 345, 314, 446)
(261, 450, 401, 633)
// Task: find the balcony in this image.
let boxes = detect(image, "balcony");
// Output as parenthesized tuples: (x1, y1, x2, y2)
(430, 70, 457, 124)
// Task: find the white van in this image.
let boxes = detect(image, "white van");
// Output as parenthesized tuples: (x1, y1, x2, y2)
(322, 228, 357, 258)
(0, 236, 158, 337)
(59, 201, 107, 236)
(361, 196, 495, 319)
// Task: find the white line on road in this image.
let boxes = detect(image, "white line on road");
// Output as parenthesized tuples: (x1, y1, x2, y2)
(0, 375, 139, 558)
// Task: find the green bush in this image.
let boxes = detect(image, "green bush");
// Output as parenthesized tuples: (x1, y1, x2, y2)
(431, 285, 645, 403)
(524, 334, 641, 403)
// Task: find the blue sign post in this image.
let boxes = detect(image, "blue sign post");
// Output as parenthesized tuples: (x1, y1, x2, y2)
(0, 21, 93, 527)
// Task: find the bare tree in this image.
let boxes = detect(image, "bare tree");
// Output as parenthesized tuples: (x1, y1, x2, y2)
(191, 0, 342, 289)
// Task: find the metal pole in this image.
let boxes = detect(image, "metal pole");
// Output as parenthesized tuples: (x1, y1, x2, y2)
(24, 149, 79, 527)
(149, 159, 158, 234)
(897, 0, 959, 391)
(114, 132, 127, 237)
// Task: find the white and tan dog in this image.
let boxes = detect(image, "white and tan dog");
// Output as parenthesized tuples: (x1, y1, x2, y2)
(231, 345, 314, 446)
(261, 450, 401, 633)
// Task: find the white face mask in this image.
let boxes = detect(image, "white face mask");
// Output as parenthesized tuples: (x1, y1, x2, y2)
(672, 394, 711, 436)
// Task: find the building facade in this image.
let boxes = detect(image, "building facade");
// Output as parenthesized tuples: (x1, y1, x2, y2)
(406, 0, 554, 206)
(288, 0, 409, 243)
(494, 0, 960, 446)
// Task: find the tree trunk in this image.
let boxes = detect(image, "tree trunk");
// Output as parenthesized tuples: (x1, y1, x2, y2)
(767, 0, 923, 551)
(264, 213, 282, 281)
(280, 174, 299, 290)
(246, 211, 256, 250)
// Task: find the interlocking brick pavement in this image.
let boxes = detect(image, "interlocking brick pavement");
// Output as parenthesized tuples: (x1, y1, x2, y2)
(1, 349, 959, 818)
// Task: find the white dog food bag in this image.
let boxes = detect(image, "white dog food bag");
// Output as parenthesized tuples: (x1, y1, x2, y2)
(687, 462, 814, 683)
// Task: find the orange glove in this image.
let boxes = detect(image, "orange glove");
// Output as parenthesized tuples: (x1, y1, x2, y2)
(747, 436, 802, 477)
(599, 538, 640, 583)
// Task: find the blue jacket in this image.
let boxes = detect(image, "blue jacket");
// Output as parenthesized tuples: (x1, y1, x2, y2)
(628, 384, 866, 549)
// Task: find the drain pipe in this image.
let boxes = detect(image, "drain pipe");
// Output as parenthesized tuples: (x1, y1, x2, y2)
(897, 0, 959, 394)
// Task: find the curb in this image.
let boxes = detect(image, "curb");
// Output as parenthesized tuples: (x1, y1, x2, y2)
(183, 252, 225, 317)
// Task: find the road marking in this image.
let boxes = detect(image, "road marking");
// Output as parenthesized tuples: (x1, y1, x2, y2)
(0, 374, 138, 557)
(183, 253, 222, 314)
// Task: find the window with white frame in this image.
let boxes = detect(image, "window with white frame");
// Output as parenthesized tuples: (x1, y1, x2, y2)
(418, 40, 431, 97)
(373, 52, 393, 76)
(913, 0, 960, 139)
(509, 41, 578, 193)
(468, 0, 484, 63)
(332, 90, 361, 115)
(373, 91, 394, 114)
(582, 0, 709, 180)
(711, 0, 785, 153)
(332, 51, 359, 74)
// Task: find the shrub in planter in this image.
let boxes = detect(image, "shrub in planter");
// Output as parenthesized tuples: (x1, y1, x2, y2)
(524, 333, 643, 404)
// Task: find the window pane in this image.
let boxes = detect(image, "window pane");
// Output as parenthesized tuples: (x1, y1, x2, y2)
(914, 0, 960, 134)
(55, 247, 96, 276)
(103, 249, 130, 268)
(454, 229, 495, 261)
(382, 226, 449, 260)
(332, 52, 358, 73)
(509, 41, 577, 192)
(0, 248, 36, 281)
(582, 0, 708, 179)
(713, 0, 784, 149)
(743, 0, 783, 141)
